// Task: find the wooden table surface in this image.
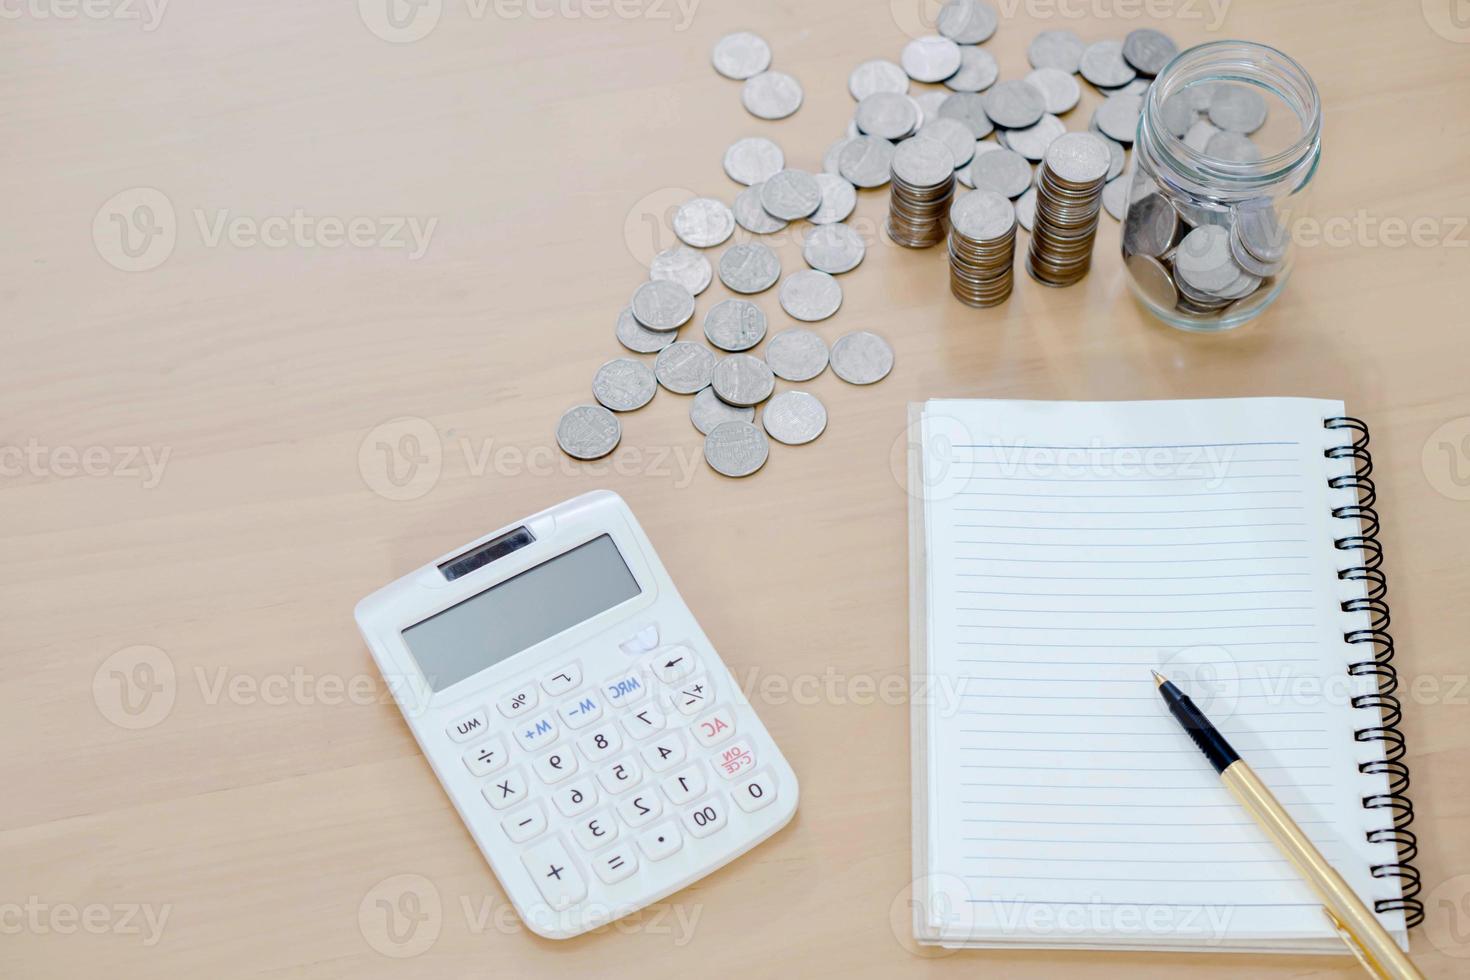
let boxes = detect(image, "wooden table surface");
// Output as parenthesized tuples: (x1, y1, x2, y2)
(5, 0, 1469, 976)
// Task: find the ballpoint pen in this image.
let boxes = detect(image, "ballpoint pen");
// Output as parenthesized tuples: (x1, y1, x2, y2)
(1152, 670, 1425, 980)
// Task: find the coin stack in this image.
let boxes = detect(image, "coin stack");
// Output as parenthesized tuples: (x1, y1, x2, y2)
(947, 190, 1018, 307)
(1027, 132, 1113, 287)
(887, 136, 956, 249)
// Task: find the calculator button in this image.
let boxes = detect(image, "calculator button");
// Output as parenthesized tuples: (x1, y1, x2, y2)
(592, 846, 639, 885)
(576, 725, 622, 763)
(636, 821, 683, 862)
(640, 733, 686, 773)
(462, 737, 508, 777)
(496, 686, 539, 719)
(447, 709, 489, 743)
(602, 669, 649, 707)
(667, 675, 714, 716)
(661, 765, 706, 806)
(616, 790, 663, 829)
(597, 757, 642, 795)
(732, 770, 778, 813)
(483, 768, 528, 810)
(521, 837, 587, 911)
(541, 663, 581, 697)
(650, 645, 697, 684)
(502, 802, 547, 843)
(552, 779, 598, 818)
(710, 738, 757, 780)
(681, 795, 729, 839)
(692, 705, 736, 748)
(620, 704, 666, 740)
(513, 714, 558, 753)
(572, 811, 618, 851)
(556, 691, 603, 730)
(532, 748, 579, 785)
(619, 623, 659, 656)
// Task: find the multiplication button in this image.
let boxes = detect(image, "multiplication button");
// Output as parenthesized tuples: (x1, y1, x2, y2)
(521, 836, 587, 911)
(483, 768, 528, 810)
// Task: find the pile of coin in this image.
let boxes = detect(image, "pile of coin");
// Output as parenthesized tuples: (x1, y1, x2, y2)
(887, 136, 956, 248)
(1027, 132, 1113, 287)
(948, 189, 1018, 306)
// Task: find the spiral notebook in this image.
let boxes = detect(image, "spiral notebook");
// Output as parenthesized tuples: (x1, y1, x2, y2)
(907, 398, 1420, 953)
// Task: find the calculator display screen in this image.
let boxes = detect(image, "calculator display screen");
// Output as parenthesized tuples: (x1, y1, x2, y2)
(402, 534, 640, 691)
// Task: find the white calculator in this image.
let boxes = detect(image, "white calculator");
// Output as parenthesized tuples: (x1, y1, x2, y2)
(354, 490, 798, 940)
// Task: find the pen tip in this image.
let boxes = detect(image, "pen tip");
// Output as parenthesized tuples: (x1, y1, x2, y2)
(1151, 669, 1168, 688)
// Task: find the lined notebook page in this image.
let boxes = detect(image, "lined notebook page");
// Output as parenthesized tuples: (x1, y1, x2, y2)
(918, 399, 1403, 949)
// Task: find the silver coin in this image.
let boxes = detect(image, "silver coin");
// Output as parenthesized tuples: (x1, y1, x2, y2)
(742, 70, 803, 120)
(1184, 119, 1220, 153)
(893, 135, 955, 186)
(938, 92, 994, 139)
(943, 45, 999, 93)
(779, 269, 843, 322)
(761, 390, 828, 445)
(703, 298, 768, 352)
(855, 92, 919, 140)
(760, 169, 823, 221)
(630, 279, 695, 330)
(838, 135, 898, 188)
(1101, 135, 1126, 180)
(1208, 83, 1267, 134)
(937, 0, 998, 44)
(830, 330, 894, 385)
(913, 90, 947, 125)
(950, 188, 1015, 240)
(690, 386, 755, 435)
(983, 79, 1046, 129)
(1095, 93, 1143, 144)
(704, 420, 769, 478)
(848, 58, 910, 100)
(901, 35, 963, 84)
(733, 183, 788, 234)
(1102, 175, 1128, 220)
(673, 197, 735, 248)
(718, 241, 782, 294)
(649, 245, 713, 295)
(1126, 253, 1178, 309)
(1159, 92, 1196, 137)
(592, 357, 657, 412)
(711, 353, 776, 407)
(1122, 193, 1179, 257)
(1233, 199, 1287, 263)
(654, 341, 717, 394)
(823, 136, 859, 176)
(1228, 229, 1281, 278)
(802, 223, 866, 274)
(722, 136, 785, 186)
(1174, 225, 1242, 294)
(1002, 113, 1066, 162)
(615, 306, 675, 354)
(1015, 185, 1037, 232)
(1043, 131, 1111, 185)
(1024, 67, 1080, 114)
(968, 147, 1032, 199)
(1079, 40, 1136, 89)
(1205, 129, 1262, 164)
(1122, 28, 1177, 76)
(712, 31, 771, 80)
(809, 173, 857, 224)
(765, 327, 829, 382)
(918, 117, 977, 168)
(1027, 29, 1085, 74)
(556, 404, 621, 460)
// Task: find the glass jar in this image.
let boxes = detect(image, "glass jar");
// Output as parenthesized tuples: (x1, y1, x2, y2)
(1120, 40, 1321, 332)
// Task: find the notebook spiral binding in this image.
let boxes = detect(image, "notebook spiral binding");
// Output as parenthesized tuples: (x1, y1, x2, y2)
(1324, 416, 1423, 930)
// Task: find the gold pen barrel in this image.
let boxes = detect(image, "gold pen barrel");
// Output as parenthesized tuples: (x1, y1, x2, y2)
(1220, 761, 1424, 980)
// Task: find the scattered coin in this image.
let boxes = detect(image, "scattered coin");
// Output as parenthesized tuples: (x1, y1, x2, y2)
(733, 183, 788, 234)
(918, 117, 977, 169)
(1003, 113, 1066, 162)
(592, 357, 657, 412)
(1122, 28, 1177, 76)
(1095, 93, 1143, 144)
(1208, 83, 1268, 134)
(1100, 135, 1126, 180)
(711, 352, 776, 407)
(1015, 186, 1037, 232)
(913, 90, 947, 124)
(855, 92, 920, 140)
(937, 0, 998, 44)
(983, 79, 1046, 129)
(823, 136, 859, 176)
(969, 147, 1032, 199)
(1024, 67, 1080, 114)
(673, 197, 735, 248)
(742, 70, 804, 120)
(901, 35, 963, 83)
(654, 341, 717, 394)
(556, 404, 621, 460)
(944, 46, 999, 93)
(722, 137, 785, 186)
(712, 31, 772, 80)
(630, 279, 695, 330)
(690, 386, 755, 435)
(760, 169, 823, 220)
(809, 173, 857, 224)
(1027, 29, 1085, 74)
(848, 58, 910, 99)
(830, 330, 894, 385)
(803, 223, 867, 274)
(938, 92, 994, 139)
(719, 241, 782, 294)
(615, 306, 675, 354)
(649, 245, 713, 295)
(704, 420, 769, 477)
(779, 269, 844, 321)
(1102, 176, 1129, 220)
(761, 390, 828, 445)
(1079, 40, 1136, 89)
(838, 135, 898, 188)
(765, 327, 829, 381)
(703, 298, 768, 352)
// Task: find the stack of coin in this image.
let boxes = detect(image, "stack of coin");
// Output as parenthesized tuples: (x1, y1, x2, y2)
(1027, 132, 1112, 287)
(886, 136, 956, 249)
(947, 190, 1017, 307)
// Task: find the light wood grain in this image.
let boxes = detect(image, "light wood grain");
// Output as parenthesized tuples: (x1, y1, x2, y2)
(3, 0, 1469, 976)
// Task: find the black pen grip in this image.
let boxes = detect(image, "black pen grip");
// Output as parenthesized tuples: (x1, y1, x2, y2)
(1158, 681, 1239, 774)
